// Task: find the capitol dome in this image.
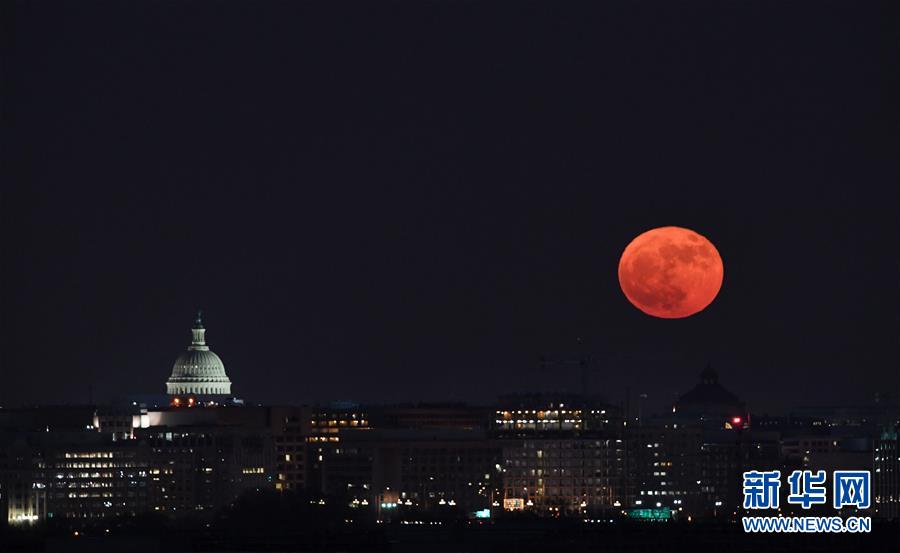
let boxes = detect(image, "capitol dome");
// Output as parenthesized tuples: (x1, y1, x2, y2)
(166, 312, 232, 396)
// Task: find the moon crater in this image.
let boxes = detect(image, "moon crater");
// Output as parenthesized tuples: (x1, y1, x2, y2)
(618, 226, 723, 318)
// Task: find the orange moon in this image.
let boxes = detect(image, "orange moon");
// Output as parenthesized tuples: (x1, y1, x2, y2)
(618, 226, 723, 319)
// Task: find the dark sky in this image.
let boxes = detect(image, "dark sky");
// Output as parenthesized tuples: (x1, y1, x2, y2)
(2, 1, 898, 414)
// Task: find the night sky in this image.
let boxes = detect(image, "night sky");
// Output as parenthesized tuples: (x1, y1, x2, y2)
(2, 1, 897, 414)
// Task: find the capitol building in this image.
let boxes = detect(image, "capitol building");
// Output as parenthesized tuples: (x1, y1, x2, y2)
(165, 312, 232, 396)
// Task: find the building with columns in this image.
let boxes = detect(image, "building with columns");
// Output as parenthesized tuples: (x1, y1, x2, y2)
(165, 312, 232, 397)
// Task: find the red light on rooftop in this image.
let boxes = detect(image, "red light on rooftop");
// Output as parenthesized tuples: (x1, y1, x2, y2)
(731, 416, 742, 425)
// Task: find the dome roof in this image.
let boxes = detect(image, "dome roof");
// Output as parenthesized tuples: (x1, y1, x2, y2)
(166, 312, 232, 396)
(674, 364, 744, 418)
(676, 382, 742, 407)
(170, 349, 229, 381)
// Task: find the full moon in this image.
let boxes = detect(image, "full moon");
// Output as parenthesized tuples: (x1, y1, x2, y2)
(618, 226, 723, 319)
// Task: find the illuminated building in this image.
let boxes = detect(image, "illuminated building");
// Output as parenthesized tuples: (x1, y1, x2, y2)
(380, 431, 502, 515)
(309, 403, 370, 437)
(628, 422, 748, 519)
(493, 395, 586, 434)
(873, 423, 898, 520)
(501, 437, 627, 515)
(626, 367, 759, 519)
(305, 403, 370, 494)
(1, 407, 151, 526)
(136, 406, 279, 515)
(44, 442, 150, 521)
(1, 435, 46, 526)
(141, 424, 272, 515)
(306, 404, 501, 513)
(1, 431, 150, 525)
(270, 406, 310, 492)
(493, 395, 627, 515)
(492, 393, 623, 435)
(165, 312, 232, 397)
(311, 428, 502, 517)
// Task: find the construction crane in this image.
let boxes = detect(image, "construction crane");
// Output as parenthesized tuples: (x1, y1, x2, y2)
(538, 337, 595, 397)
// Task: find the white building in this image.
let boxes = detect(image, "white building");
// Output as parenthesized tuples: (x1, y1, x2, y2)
(165, 312, 232, 396)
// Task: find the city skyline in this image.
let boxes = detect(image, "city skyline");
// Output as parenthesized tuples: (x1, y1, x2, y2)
(2, 1, 897, 550)
(2, 365, 896, 532)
